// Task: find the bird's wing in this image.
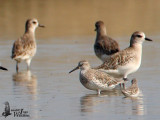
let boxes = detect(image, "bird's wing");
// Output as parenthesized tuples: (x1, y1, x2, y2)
(102, 36, 120, 55)
(122, 85, 139, 95)
(95, 36, 120, 56)
(11, 37, 25, 59)
(95, 48, 135, 70)
(11, 35, 35, 59)
(92, 70, 123, 87)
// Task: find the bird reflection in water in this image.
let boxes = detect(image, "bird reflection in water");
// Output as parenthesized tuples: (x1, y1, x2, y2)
(80, 89, 122, 113)
(131, 97, 144, 115)
(132, 97, 144, 115)
(123, 93, 144, 116)
(12, 70, 37, 98)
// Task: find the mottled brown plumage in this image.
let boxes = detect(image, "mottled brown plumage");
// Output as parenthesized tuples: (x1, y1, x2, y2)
(11, 18, 44, 72)
(121, 78, 140, 97)
(94, 21, 120, 61)
(95, 31, 152, 80)
(96, 47, 135, 70)
(69, 60, 124, 94)
(12, 34, 36, 61)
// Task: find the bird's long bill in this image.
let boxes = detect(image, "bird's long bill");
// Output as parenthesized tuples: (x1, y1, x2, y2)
(0, 66, 8, 71)
(69, 66, 79, 73)
(145, 37, 152, 41)
(39, 24, 45, 28)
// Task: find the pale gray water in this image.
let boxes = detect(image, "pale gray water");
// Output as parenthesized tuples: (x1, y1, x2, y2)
(0, 36, 160, 120)
(0, 0, 160, 120)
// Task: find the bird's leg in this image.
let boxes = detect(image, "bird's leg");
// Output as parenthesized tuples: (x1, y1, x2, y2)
(16, 62, 19, 73)
(26, 59, 31, 71)
(123, 78, 128, 89)
(97, 89, 101, 95)
(122, 83, 125, 89)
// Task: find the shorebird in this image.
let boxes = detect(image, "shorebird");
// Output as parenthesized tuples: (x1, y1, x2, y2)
(69, 60, 124, 94)
(95, 31, 152, 83)
(11, 18, 45, 72)
(94, 21, 120, 62)
(121, 78, 140, 97)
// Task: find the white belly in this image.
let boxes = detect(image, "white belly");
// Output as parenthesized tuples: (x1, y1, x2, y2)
(99, 60, 141, 78)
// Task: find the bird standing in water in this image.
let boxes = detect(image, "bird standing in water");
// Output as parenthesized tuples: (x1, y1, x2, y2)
(11, 18, 45, 72)
(95, 31, 152, 88)
(69, 60, 124, 94)
(121, 78, 140, 97)
(94, 21, 120, 62)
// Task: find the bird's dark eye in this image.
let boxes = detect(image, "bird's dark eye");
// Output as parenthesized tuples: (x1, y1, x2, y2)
(79, 63, 83, 66)
(79, 63, 84, 66)
(95, 24, 99, 28)
(33, 21, 37, 24)
(137, 35, 142, 38)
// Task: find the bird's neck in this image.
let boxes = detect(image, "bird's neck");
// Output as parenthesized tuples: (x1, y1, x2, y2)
(96, 28, 107, 39)
(25, 27, 36, 35)
(129, 43, 142, 59)
(24, 29, 36, 39)
(132, 83, 138, 87)
(80, 67, 90, 74)
(130, 43, 142, 51)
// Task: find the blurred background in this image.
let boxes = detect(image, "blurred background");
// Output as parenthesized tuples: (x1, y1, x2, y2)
(0, 0, 160, 40)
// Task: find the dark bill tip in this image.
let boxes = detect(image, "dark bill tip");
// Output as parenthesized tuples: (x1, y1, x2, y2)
(0, 66, 8, 71)
(69, 66, 79, 74)
(145, 37, 152, 41)
(39, 24, 45, 28)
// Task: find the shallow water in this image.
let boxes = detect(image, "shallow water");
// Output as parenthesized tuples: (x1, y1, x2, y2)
(0, 0, 160, 120)
(0, 36, 160, 120)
